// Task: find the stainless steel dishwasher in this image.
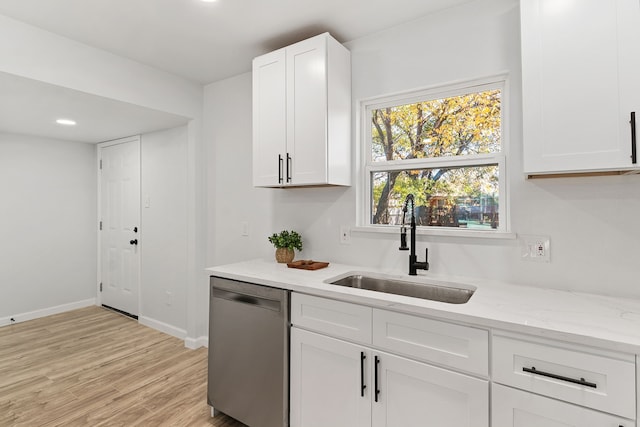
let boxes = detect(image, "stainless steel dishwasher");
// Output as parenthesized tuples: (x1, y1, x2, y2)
(208, 276, 289, 427)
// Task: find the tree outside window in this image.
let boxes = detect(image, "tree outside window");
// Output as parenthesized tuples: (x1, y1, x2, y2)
(364, 80, 505, 231)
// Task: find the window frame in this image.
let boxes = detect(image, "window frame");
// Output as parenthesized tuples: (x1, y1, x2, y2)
(356, 74, 512, 238)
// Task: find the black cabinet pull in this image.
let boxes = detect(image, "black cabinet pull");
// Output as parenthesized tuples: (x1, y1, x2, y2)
(374, 355, 380, 402)
(360, 352, 367, 397)
(286, 153, 292, 183)
(278, 155, 283, 184)
(631, 112, 637, 164)
(129, 239, 138, 245)
(522, 366, 597, 388)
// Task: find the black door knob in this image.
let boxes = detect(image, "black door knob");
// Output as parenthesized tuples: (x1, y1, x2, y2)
(129, 239, 138, 245)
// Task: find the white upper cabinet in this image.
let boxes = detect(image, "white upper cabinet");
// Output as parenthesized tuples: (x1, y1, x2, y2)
(253, 48, 287, 186)
(252, 33, 351, 187)
(521, 0, 640, 176)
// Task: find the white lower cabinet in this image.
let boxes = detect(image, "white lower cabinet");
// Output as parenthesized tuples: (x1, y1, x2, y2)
(492, 334, 636, 419)
(493, 384, 634, 427)
(289, 293, 637, 427)
(372, 348, 488, 427)
(290, 328, 371, 427)
(290, 327, 488, 427)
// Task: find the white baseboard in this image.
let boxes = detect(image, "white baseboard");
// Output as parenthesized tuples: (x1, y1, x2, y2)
(0, 302, 206, 351)
(185, 335, 208, 349)
(139, 316, 187, 340)
(0, 298, 97, 327)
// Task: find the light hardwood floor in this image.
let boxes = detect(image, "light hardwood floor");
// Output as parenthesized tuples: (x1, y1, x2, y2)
(0, 306, 246, 427)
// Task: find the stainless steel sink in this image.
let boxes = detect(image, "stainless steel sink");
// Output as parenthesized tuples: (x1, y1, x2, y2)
(328, 274, 474, 304)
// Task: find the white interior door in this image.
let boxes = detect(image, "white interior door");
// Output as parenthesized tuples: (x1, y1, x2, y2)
(99, 136, 140, 317)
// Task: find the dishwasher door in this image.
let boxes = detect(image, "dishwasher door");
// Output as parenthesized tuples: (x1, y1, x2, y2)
(208, 276, 289, 427)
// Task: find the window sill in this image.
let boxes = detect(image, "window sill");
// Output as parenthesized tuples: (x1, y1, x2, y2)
(352, 225, 517, 240)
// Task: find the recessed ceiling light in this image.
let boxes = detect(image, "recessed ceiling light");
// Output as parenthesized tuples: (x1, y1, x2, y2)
(56, 119, 77, 126)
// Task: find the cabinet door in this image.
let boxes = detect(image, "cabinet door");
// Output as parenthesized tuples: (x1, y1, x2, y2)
(290, 328, 371, 427)
(372, 351, 488, 427)
(492, 384, 634, 427)
(521, 0, 640, 175)
(253, 48, 286, 186)
(286, 35, 328, 185)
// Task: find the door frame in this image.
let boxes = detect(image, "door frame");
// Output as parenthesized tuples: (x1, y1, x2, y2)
(96, 135, 142, 316)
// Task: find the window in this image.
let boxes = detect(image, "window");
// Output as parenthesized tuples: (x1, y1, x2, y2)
(361, 77, 507, 234)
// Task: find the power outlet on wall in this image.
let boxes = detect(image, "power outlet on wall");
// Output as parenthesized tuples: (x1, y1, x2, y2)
(339, 226, 351, 245)
(520, 235, 551, 263)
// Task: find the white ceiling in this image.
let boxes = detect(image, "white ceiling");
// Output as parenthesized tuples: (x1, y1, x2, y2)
(0, 0, 474, 84)
(0, 0, 474, 143)
(0, 71, 189, 143)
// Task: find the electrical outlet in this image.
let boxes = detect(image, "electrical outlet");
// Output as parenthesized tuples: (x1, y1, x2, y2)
(339, 226, 351, 244)
(240, 221, 249, 237)
(165, 291, 173, 306)
(520, 235, 551, 263)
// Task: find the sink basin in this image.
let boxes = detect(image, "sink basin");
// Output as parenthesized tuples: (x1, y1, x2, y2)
(327, 274, 474, 304)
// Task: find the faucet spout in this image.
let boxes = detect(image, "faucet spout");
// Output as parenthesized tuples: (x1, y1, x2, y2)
(399, 194, 429, 275)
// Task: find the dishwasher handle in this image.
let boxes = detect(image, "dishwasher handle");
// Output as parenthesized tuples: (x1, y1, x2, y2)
(211, 287, 283, 312)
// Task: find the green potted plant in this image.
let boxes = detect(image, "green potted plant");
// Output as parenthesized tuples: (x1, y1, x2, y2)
(268, 230, 303, 263)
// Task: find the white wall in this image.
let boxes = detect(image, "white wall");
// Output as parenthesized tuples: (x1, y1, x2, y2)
(0, 133, 96, 322)
(0, 13, 207, 343)
(206, 0, 640, 298)
(0, 126, 194, 337)
(139, 126, 189, 334)
(205, 73, 276, 266)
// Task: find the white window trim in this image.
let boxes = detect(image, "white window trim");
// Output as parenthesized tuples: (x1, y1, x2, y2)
(355, 73, 514, 239)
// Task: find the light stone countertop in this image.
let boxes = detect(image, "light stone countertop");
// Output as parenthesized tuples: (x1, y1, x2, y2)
(207, 259, 640, 355)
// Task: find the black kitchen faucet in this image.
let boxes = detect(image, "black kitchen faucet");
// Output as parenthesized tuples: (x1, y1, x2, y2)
(399, 194, 429, 275)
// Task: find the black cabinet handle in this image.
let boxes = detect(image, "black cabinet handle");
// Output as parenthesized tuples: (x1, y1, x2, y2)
(360, 352, 367, 397)
(631, 112, 636, 164)
(129, 239, 138, 245)
(286, 153, 292, 183)
(523, 366, 597, 388)
(278, 155, 283, 184)
(374, 355, 380, 402)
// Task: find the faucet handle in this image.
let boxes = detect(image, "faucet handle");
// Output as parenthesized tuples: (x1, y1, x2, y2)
(424, 248, 430, 270)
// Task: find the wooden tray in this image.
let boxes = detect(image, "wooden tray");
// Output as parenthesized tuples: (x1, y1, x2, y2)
(287, 260, 330, 270)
